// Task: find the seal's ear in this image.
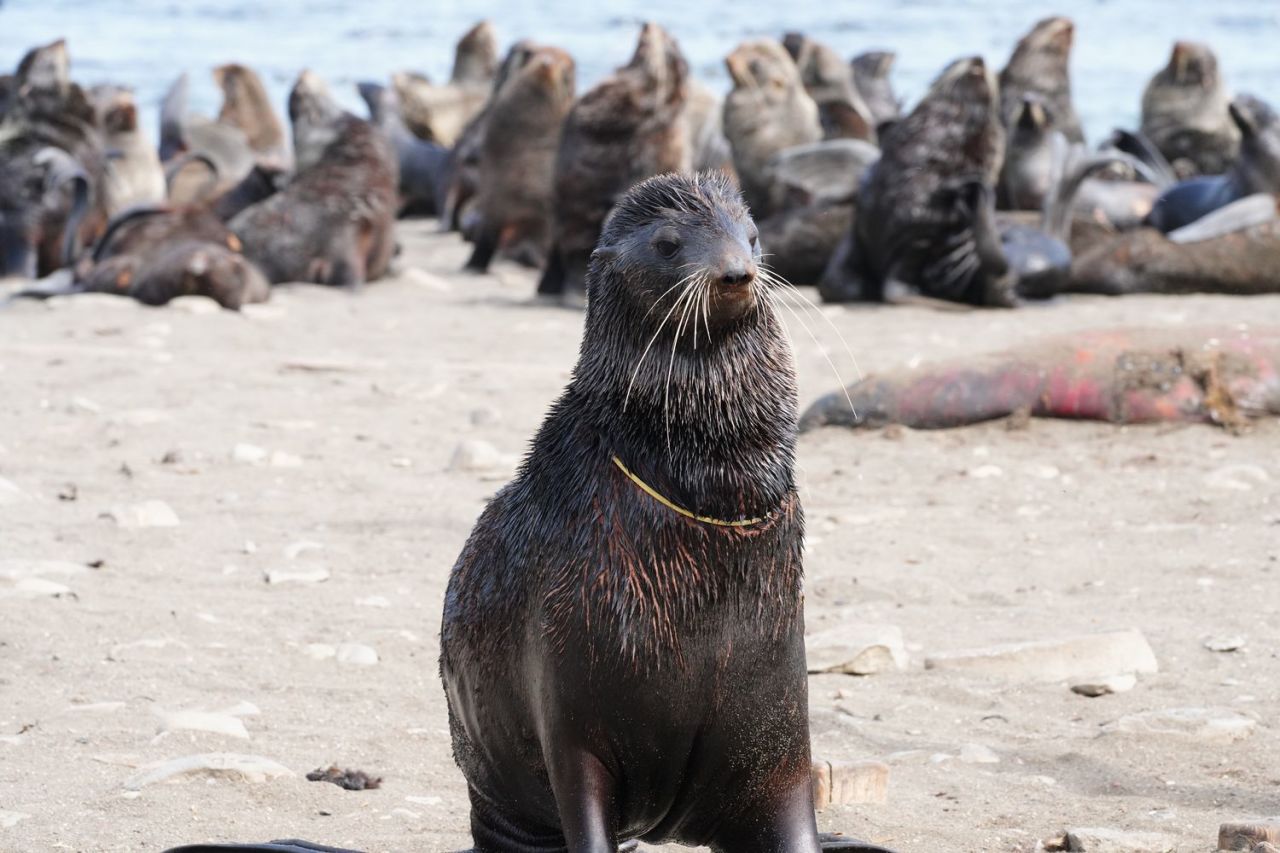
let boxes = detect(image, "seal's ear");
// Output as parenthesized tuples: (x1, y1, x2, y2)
(1229, 100, 1258, 137)
(590, 244, 619, 264)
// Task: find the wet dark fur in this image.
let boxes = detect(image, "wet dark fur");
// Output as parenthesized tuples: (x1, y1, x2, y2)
(999, 17, 1083, 144)
(441, 172, 844, 852)
(464, 46, 576, 272)
(819, 58, 1012, 306)
(230, 115, 398, 286)
(537, 24, 689, 299)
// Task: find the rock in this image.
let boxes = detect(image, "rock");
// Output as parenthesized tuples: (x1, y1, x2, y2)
(1204, 464, 1269, 492)
(924, 629, 1158, 683)
(336, 643, 379, 666)
(1107, 707, 1256, 743)
(264, 566, 330, 585)
(232, 443, 268, 464)
(123, 752, 293, 790)
(8, 577, 74, 598)
(108, 636, 188, 663)
(153, 704, 256, 740)
(356, 595, 391, 608)
(70, 395, 103, 414)
(957, 743, 1000, 764)
(449, 439, 516, 475)
(105, 500, 181, 529)
(0, 810, 31, 828)
(1046, 827, 1176, 852)
(169, 295, 222, 314)
(806, 624, 907, 675)
(1071, 673, 1138, 697)
(1220, 823, 1280, 851)
(405, 795, 443, 806)
(967, 464, 1004, 479)
(283, 540, 323, 560)
(270, 451, 303, 468)
(303, 643, 336, 661)
(1204, 635, 1247, 653)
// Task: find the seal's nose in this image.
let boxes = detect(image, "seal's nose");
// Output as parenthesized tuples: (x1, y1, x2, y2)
(719, 258, 757, 288)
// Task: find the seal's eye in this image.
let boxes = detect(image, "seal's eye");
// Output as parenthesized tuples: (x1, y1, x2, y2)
(748, 230, 759, 250)
(654, 238, 680, 259)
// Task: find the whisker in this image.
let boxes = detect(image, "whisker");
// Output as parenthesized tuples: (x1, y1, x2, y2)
(758, 270, 858, 420)
(626, 273, 698, 411)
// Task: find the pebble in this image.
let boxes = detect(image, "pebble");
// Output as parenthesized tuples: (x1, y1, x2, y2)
(283, 540, 323, 560)
(967, 464, 1004, 479)
(356, 595, 391, 608)
(70, 396, 103, 414)
(1107, 707, 1256, 743)
(336, 643, 379, 666)
(406, 795, 443, 806)
(391, 457, 413, 468)
(303, 643, 336, 661)
(232, 443, 269, 464)
(449, 439, 515, 474)
(1204, 464, 1270, 492)
(0, 560, 88, 580)
(7, 577, 74, 598)
(924, 629, 1158, 684)
(469, 406, 502, 426)
(957, 743, 1000, 764)
(123, 752, 293, 790)
(0, 810, 31, 828)
(153, 705, 254, 740)
(105, 500, 181, 528)
(169, 295, 222, 314)
(1071, 674, 1138, 697)
(806, 624, 908, 675)
(270, 451, 303, 468)
(1048, 827, 1176, 852)
(1204, 635, 1247, 653)
(108, 636, 188, 662)
(264, 566, 330, 585)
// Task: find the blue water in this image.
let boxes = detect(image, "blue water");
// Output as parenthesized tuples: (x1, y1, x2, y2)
(2, 0, 1278, 145)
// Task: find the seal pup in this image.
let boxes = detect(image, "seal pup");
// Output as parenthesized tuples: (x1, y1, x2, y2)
(394, 22, 497, 147)
(782, 33, 876, 142)
(999, 17, 1083, 144)
(463, 45, 575, 272)
(214, 63, 291, 168)
(441, 171, 892, 853)
(851, 51, 900, 130)
(1145, 94, 1280, 233)
(230, 111, 397, 286)
(1141, 41, 1239, 179)
(819, 57, 1012, 306)
(722, 39, 822, 217)
(90, 85, 166, 215)
(538, 23, 690, 301)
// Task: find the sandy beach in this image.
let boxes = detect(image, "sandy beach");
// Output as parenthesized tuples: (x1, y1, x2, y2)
(1, 220, 1277, 853)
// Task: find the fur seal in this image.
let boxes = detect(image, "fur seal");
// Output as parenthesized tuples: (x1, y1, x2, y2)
(997, 94, 1064, 211)
(782, 33, 875, 142)
(158, 72, 258, 203)
(441, 170, 892, 853)
(290, 69, 345, 173)
(684, 81, 735, 177)
(464, 45, 575, 272)
(819, 57, 1013, 306)
(214, 63, 290, 167)
(1145, 94, 1280, 233)
(1141, 41, 1239, 178)
(538, 23, 690, 300)
(394, 22, 497, 147)
(999, 17, 1084, 144)
(357, 81, 449, 217)
(850, 51, 900, 130)
(231, 110, 398, 286)
(90, 85, 166, 215)
(722, 39, 822, 217)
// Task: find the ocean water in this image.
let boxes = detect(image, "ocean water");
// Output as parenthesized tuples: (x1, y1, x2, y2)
(1, 0, 1278, 146)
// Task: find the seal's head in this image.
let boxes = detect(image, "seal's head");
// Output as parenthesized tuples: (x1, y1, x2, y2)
(931, 56, 998, 109)
(451, 20, 498, 86)
(588, 171, 763, 331)
(1165, 41, 1219, 88)
(16, 39, 69, 94)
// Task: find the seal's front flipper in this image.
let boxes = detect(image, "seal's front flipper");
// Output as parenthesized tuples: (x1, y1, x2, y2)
(818, 831, 899, 852)
(164, 841, 364, 853)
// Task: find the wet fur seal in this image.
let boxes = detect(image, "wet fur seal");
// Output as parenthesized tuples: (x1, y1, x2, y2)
(1141, 41, 1239, 178)
(850, 51, 900, 130)
(214, 63, 290, 167)
(394, 22, 497, 147)
(782, 33, 875, 143)
(90, 85, 166, 215)
(231, 111, 398, 286)
(999, 17, 1084, 144)
(464, 45, 575, 272)
(722, 39, 822, 217)
(997, 94, 1064, 211)
(538, 23, 689, 301)
(441, 170, 892, 853)
(357, 81, 450, 217)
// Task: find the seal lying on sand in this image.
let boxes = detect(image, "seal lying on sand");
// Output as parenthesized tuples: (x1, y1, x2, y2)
(1145, 94, 1280, 233)
(443, 171, 893, 853)
(801, 327, 1280, 432)
(999, 16, 1083, 144)
(538, 23, 689, 301)
(1141, 41, 1239, 178)
(722, 39, 822, 217)
(464, 45, 575, 272)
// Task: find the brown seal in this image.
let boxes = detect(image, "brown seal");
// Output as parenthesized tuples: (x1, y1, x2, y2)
(214, 63, 290, 167)
(538, 22, 689, 300)
(90, 85, 166, 215)
(1141, 41, 1240, 178)
(394, 22, 497, 147)
(230, 110, 398, 286)
(782, 33, 875, 142)
(464, 45, 575, 272)
(78, 238, 269, 309)
(722, 39, 822, 217)
(997, 94, 1061, 211)
(999, 16, 1084, 144)
(851, 51, 900, 129)
(441, 171, 893, 853)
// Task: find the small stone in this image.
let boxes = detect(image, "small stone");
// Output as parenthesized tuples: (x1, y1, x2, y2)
(70, 395, 103, 414)
(232, 443, 268, 464)
(1048, 827, 1176, 852)
(153, 706, 253, 740)
(1204, 464, 1269, 491)
(270, 451, 303, 468)
(405, 795, 443, 806)
(335, 643, 379, 666)
(806, 624, 907, 675)
(957, 743, 1000, 764)
(1071, 673, 1138, 697)
(105, 500, 180, 528)
(1107, 707, 1256, 744)
(967, 464, 1004, 479)
(469, 406, 502, 426)
(391, 457, 413, 468)
(1204, 635, 1247, 653)
(356, 595, 391, 608)
(0, 810, 31, 828)
(123, 752, 293, 790)
(283, 540, 323, 560)
(9, 577, 73, 598)
(449, 439, 512, 474)
(169, 295, 222, 314)
(924, 629, 1158, 684)
(303, 643, 336, 660)
(1220, 822, 1280, 850)
(0, 560, 88, 580)
(264, 565, 330, 585)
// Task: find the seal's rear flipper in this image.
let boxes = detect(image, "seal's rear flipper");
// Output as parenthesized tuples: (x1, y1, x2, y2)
(1167, 193, 1280, 244)
(165, 841, 363, 853)
(818, 831, 899, 852)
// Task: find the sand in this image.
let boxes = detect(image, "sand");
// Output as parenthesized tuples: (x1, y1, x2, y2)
(1, 220, 1276, 853)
